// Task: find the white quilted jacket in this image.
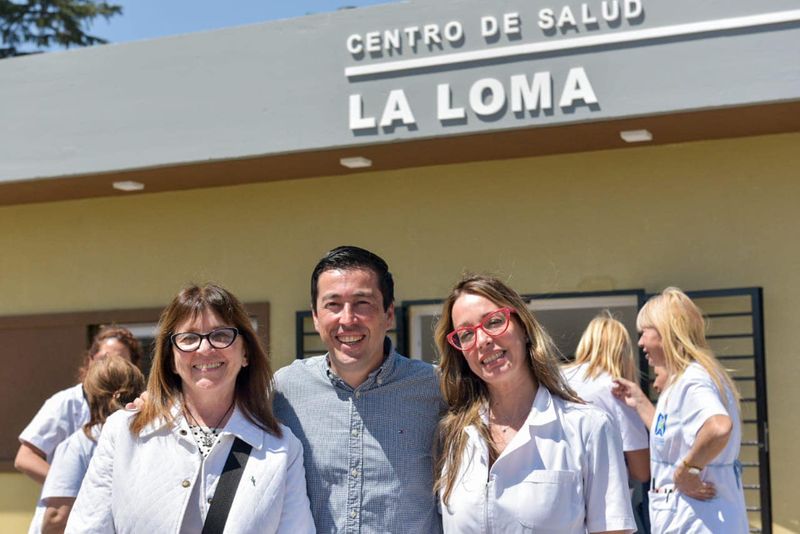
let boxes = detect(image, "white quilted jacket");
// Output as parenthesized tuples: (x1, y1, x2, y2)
(66, 406, 315, 533)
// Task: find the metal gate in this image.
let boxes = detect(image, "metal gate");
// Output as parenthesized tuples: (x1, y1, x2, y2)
(684, 288, 771, 534)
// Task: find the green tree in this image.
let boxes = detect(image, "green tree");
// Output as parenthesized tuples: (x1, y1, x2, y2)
(0, 0, 122, 58)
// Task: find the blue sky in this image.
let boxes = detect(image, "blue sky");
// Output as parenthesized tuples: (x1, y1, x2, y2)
(89, 0, 399, 45)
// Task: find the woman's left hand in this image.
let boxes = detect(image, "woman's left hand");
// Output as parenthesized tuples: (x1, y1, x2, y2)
(673, 462, 716, 500)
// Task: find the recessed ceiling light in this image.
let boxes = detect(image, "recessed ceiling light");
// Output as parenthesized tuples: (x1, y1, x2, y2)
(340, 156, 373, 169)
(112, 180, 145, 192)
(620, 129, 653, 143)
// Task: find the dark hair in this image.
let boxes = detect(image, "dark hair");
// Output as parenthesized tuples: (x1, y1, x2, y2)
(78, 325, 144, 380)
(131, 283, 281, 437)
(310, 245, 394, 311)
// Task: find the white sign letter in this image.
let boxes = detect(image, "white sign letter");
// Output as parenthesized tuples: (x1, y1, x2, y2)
(349, 94, 376, 130)
(481, 16, 499, 38)
(538, 8, 555, 30)
(443, 21, 463, 43)
(346, 34, 363, 55)
(380, 89, 416, 127)
(469, 78, 506, 116)
(625, 0, 643, 19)
(437, 84, 466, 121)
(557, 6, 578, 29)
(504, 12, 521, 35)
(510, 72, 552, 113)
(559, 67, 598, 108)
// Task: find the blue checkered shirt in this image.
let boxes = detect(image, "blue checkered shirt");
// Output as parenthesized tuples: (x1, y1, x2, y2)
(274, 344, 444, 534)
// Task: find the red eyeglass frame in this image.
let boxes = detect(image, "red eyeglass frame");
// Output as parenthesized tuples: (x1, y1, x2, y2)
(446, 307, 515, 351)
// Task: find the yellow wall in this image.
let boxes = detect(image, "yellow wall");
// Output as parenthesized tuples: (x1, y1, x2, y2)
(2, 132, 798, 532)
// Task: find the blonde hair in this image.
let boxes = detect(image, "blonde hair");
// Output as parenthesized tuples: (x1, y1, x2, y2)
(82, 355, 146, 441)
(433, 274, 581, 505)
(637, 287, 740, 407)
(567, 312, 638, 382)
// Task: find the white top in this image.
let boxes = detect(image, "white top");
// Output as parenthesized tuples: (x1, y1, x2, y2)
(19, 383, 90, 461)
(649, 362, 748, 533)
(27, 426, 100, 534)
(66, 406, 315, 534)
(440, 386, 636, 534)
(42, 425, 100, 499)
(563, 363, 649, 452)
(21, 383, 90, 534)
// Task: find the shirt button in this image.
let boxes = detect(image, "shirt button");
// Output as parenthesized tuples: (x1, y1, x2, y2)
(350, 510, 358, 518)
(207, 497, 213, 504)
(181, 480, 191, 488)
(355, 391, 361, 399)
(351, 429, 359, 437)
(179, 429, 187, 436)
(351, 469, 359, 477)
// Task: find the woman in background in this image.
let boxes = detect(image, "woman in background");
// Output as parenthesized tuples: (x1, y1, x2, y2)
(39, 355, 145, 533)
(435, 274, 635, 534)
(613, 287, 748, 533)
(562, 313, 650, 482)
(16, 326, 143, 485)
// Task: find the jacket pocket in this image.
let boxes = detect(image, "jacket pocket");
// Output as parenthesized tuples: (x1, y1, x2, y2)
(513, 470, 582, 532)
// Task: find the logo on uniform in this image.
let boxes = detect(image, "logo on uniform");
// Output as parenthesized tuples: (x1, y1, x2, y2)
(654, 413, 667, 437)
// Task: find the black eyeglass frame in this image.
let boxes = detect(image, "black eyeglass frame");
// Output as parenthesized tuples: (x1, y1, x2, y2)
(170, 327, 240, 352)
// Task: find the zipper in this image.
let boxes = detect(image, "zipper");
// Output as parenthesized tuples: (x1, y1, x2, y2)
(484, 480, 490, 534)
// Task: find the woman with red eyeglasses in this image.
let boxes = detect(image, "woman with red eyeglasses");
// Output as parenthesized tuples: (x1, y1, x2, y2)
(434, 274, 635, 534)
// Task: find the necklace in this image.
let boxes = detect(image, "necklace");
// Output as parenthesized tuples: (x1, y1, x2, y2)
(184, 401, 235, 451)
(488, 409, 528, 434)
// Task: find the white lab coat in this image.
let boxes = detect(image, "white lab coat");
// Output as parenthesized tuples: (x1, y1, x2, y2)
(649, 363, 748, 533)
(441, 386, 636, 533)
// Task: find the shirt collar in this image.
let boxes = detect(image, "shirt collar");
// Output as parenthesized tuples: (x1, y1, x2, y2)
(138, 401, 264, 450)
(323, 336, 397, 389)
(526, 385, 558, 427)
(467, 384, 558, 439)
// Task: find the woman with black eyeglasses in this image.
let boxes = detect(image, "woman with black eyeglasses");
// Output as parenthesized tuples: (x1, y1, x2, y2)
(434, 274, 635, 534)
(67, 283, 314, 533)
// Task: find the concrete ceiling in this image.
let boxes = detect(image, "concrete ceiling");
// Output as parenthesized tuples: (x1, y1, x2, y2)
(2, 100, 798, 207)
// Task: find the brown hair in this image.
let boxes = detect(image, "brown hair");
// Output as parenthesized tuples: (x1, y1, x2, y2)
(566, 311, 638, 382)
(82, 355, 146, 441)
(78, 325, 144, 380)
(130, 283, 281, 437)
(433, 274, 581, 505)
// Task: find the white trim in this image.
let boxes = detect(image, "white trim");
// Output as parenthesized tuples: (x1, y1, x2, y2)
(528, 295, 639, 311)
(345, 10, 800, 78)
(407, 303, 442, 361)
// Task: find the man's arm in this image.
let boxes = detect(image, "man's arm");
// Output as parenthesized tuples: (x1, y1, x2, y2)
(14, 442, 49, 484)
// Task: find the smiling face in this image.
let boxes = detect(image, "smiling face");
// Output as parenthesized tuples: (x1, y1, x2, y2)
(450, 293, 531, 392)
(172, 307, 247, 403)
(638, 326, 666, 368)
(312, 268, 394, 387)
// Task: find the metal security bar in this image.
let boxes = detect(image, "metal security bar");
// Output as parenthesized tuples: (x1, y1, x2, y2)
(685, 288, 770, 534)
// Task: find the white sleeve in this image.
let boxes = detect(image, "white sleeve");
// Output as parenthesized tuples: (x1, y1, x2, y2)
(678, 371, 730, 444)
(584, 413, 636, 533)
(19, 390, 77, 460)
(614, 399, 650, 452)
(42, 431, 95, 500)
(276, 431, 316, 533)
(65, 418, 119, 533)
